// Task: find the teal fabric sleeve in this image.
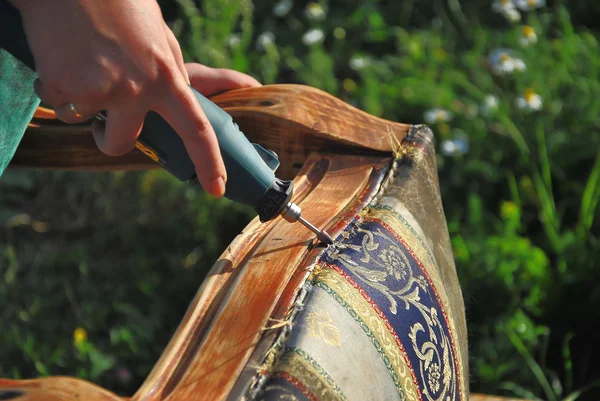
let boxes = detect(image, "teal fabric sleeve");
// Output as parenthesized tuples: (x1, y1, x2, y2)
(0, 0, 40, 178)
(0, 49, 40, 177)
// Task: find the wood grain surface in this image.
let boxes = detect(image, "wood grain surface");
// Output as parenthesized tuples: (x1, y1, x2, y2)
(126, 153, 389, 401)
(130, 154, 326, 401)
(12, 84, 410, 179)
(0, 377, 127, 401)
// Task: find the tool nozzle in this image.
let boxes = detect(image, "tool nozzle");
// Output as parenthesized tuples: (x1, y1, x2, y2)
(281, 202, 334, 245)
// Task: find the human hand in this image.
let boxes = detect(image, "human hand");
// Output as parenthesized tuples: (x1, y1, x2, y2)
(11, 0, 260, 198)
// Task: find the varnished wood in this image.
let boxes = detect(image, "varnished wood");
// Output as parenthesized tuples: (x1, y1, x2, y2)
(0, 378, 534, 401)
(11, 84, 409, 179)
(0, 377, 126, 401)
(130, 153, 327, 401)
(129, 153, 390, 401)
(1, 85, 517, 401)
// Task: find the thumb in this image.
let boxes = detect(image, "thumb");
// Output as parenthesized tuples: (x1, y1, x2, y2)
(92, 108, 145, 157)
(185, 63, 261, 96)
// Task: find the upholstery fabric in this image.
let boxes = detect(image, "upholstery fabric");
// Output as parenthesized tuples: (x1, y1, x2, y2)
(257, 126, 468, 401)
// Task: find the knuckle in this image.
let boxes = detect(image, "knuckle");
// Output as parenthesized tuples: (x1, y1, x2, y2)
(178, 116, 212, 141)
(120, 78, 143, 99)
(148, 47, 179, 84)
(191, 116, 212, 136)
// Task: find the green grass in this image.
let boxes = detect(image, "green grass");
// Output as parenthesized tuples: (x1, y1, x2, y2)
(1, 0, 599, 399)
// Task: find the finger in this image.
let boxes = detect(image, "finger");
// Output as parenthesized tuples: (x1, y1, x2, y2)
(53, 102, 99, 123)
(92, 108, 145, 157)
(164, 25, 189, 84)
(155, 79, 226, 198)
(185, 63, 262, 96)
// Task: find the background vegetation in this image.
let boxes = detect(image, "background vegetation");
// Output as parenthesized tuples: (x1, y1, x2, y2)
(1, 0, 599, 400)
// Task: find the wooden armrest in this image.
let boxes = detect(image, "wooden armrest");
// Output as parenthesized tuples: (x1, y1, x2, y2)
(12, 84, 409, 179)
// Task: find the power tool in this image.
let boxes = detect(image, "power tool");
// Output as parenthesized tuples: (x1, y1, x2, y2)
(0, 2, 332, 244)
(97, 90, 333, 245)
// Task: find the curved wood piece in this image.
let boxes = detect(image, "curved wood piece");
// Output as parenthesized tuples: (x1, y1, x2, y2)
(3, 87, 490, 401)
(127, 153, 329, 401)
(11, 84, 409, 179)
(0, 377, 127, 401)
(132, 152, 391, 401)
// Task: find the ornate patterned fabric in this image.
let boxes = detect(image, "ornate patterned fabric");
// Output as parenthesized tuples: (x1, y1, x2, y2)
(255, 126, 468, 401)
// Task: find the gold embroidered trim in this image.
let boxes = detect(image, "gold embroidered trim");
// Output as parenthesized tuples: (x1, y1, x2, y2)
(275, 347, 347, 401)
(314, 268, 421, 401)
(362, 207, 466, 400)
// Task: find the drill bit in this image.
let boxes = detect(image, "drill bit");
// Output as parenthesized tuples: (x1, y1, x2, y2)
(298, 216, 334, 245)
(281, 202, 333, 245)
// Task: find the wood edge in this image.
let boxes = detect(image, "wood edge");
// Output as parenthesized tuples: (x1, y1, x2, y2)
(131, 153, 328, 401)
(16, 84, 408, 174)
(210, 84, 411, 152)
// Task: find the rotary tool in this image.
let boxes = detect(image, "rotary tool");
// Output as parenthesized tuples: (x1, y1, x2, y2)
(0, 4, 332, 244)
(97, 88, 333, 245)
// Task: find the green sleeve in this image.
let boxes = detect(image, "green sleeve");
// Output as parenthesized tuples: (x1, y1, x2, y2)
(0, 48, 40, 177)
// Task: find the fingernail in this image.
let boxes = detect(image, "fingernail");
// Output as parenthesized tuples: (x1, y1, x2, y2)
(210, 176, 226, 198)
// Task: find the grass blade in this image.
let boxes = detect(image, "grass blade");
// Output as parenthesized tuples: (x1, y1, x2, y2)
(578, 150, 600, 239)
(563, 380, 600, 401)
(506, 325, 558, 401)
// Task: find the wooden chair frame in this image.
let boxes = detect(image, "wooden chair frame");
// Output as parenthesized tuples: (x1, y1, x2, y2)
(4, 85, 527, 401)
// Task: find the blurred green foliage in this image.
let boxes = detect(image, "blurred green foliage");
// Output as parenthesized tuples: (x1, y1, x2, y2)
(1, 0, 600, 400)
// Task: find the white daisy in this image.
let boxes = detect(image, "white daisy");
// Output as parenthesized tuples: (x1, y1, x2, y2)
(302, 28, 325, 46)
(513, 57, 526, 71)
(515, 0, 545, 11)
(227, 34, 241, 48)
(441, 131, 469, 156)
(488, 49, 526, 75)
(349, 55, 371, 71)
(516, 88, 543, 111)
(481, 95, 500, 116)
(424, 108, 453, 124)
(257, 31, 275, 50)
(273, 0, 293, 17)
(441, 140, 468, 156)
(492, 0, 521, 22)
(305, 2, 326, 21)
(520, 25, 538, 46)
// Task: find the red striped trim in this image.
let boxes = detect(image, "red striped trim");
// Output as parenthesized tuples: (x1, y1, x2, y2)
(272, 371, 319, 401)
(320, 263, 423, 401)
(402, 138, 428, 154)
